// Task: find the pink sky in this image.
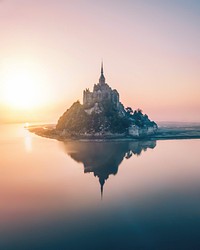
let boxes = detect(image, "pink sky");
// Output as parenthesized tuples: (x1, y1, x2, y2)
(0, 0, 199, 123)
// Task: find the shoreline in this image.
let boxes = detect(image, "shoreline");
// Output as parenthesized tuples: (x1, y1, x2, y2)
(28, 124, 200, 142)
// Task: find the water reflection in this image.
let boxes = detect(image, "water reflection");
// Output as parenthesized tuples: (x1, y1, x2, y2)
(24, 131, 32, 152)
(61, 140, 156, 197)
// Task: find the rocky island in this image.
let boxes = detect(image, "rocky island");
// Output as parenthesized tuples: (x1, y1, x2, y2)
(55, 63, 158, 139)
(28, 64, 200, 141)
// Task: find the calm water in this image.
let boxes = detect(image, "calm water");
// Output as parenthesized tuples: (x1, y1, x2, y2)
(0, 124, 200, 250)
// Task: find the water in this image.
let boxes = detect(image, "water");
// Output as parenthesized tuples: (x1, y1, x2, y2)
(0, 124, 200, 250)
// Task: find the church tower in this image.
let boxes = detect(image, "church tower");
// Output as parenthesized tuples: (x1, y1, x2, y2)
(99, 61, 105, 85)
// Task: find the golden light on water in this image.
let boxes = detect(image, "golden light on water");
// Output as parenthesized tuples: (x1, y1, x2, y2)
(24, 122, 29, 128)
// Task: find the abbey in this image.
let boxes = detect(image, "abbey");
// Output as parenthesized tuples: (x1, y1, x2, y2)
(56, 62, 158, 138)
(83, 62, 120, 109)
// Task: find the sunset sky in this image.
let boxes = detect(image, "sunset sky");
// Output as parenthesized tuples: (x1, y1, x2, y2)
(0, 0, 199, 123)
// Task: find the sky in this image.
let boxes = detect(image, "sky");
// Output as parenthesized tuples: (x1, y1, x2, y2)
(0, 0, 199, 123)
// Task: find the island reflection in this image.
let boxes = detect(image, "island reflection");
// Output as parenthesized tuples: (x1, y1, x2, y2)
(61, 140, 156, 197)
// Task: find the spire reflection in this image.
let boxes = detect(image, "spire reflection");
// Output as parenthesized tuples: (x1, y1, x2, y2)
(61, 140, 156, 198)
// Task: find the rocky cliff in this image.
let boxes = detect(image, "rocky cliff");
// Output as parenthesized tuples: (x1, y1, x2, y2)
(56, 64, 158, 138)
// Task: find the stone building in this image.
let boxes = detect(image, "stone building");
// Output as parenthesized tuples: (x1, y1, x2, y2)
(56, 62, 157, 137)
(83, 62, 120, 109)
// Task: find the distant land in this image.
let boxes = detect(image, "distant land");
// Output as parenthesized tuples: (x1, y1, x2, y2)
(28, 63, 200, 141)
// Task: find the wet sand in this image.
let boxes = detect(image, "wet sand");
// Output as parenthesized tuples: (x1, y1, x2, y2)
(28, 124, 200, 141)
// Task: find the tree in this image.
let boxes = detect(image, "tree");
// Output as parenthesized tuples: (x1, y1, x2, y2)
(136, 108, 143, 114)
(125, 107, 133, 115)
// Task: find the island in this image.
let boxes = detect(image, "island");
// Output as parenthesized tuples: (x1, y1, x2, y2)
(28, 63, 200, 141)
(56, 63, 157, 139)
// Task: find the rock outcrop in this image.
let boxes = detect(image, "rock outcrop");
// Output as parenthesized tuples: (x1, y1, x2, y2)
(56, 63, 158, 138)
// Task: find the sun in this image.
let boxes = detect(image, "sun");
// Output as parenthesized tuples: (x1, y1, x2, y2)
(2, 63, 45, 110)
(3, 70, 37, 109)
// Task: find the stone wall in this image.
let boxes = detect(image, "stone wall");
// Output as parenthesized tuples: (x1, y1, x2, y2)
(83, 82, 120, 108)
(128, 124, 158, 137)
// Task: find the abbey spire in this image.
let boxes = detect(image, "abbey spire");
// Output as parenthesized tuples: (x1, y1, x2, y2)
(101, 61, 104, 74)
(99, 61, 105, 84)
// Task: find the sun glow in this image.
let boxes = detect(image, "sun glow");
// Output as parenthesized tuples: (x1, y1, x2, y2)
(1, 62, 47, 110)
